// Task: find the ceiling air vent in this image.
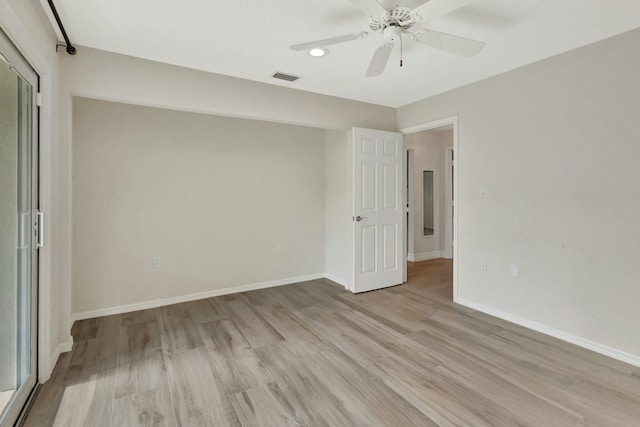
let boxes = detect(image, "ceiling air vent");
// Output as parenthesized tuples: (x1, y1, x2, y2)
(272, 72, 300, 82)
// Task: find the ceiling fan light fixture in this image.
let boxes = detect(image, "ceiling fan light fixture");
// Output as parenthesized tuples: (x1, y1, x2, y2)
(290, 0, 485, 76)
(308, 47, 329, 57)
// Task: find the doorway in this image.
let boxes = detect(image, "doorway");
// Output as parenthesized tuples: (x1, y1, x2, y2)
(402, 117, 458, 301)
(0, 29, 39, 427)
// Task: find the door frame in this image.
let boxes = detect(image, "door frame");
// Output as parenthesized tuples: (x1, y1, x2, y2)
(405, 149, 414, 262)
(444, 147, 454, 259)
(401, 116, 459, 302)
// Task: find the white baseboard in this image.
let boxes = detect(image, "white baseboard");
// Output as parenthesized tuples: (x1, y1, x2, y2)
(457, 298, 640, 368)
(324, 273, 350, 289)
(408, 250, 443, 262)
(72, 273, 325, 321)
(42, 337, 74, 382)
(58, 337, 74, 354)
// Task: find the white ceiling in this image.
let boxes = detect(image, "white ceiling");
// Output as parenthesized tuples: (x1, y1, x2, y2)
(52, 0, 640, 107)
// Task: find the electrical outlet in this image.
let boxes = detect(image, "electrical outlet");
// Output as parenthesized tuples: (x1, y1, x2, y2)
(153, 256, 161, 268)
(510, 264, 519, 278)
(479, 259, 487, 272)
(276, 245, 283, 255)
(480, 186, 492, 197)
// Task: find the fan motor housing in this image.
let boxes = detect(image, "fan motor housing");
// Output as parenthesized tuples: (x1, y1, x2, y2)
(382, 25, 402, 43)
(369, 7, 416, 32)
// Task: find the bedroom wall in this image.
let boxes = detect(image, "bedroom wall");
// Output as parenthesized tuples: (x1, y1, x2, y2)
(397, 27, 640, 363)
(324, 129, 352, 288)
(59, 47, 397, 132)
(59, 46, 397, 319)
(72, 98, 326, 316)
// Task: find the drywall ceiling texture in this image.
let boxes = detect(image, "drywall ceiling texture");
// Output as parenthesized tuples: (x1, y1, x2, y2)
(53, 0, 640, 106)
(72, 98, 326, 315)
(398, 27, 640, 361)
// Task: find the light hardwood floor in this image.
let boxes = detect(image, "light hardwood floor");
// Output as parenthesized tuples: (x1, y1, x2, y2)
(25, 259, 640, 426)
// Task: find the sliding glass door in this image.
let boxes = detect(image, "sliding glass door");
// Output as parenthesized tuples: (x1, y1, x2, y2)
(0, 29, 39, 427)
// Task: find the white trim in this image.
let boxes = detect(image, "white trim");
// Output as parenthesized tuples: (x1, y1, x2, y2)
(38, 71, 57, 382)
(402, 137, 407, 285)
(401, 116, 459, 301)
(405, 149, 414, 261)
(47, 338, 73, 378)
(443, 147, 454, 259)
(401, 117, 458, 135)
(72, 273, 325, 321)
(324, 273, 350, 289)
(457, 298, 640, 368)
(408, 251, 443, 262)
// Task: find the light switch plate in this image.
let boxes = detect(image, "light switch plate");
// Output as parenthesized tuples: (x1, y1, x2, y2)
(510, 264, 519, 278)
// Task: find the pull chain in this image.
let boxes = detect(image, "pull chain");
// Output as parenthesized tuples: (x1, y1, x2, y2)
(400, 31, 404, 68)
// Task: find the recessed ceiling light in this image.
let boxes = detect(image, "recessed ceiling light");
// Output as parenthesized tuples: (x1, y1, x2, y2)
(309, 47, 328, 57)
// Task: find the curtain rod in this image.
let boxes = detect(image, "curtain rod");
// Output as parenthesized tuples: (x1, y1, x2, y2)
(47, 0, 76, 55)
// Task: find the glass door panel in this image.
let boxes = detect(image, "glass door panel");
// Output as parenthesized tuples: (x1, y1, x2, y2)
(0, 28, 38, 427)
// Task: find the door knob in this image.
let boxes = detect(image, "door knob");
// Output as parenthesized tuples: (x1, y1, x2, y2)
(355, 215, 367, 222)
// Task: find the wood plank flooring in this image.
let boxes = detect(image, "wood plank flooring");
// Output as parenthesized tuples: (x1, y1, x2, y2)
(25, 259, 640, 426)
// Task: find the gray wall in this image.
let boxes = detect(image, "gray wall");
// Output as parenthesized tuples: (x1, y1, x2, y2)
(60, 44, 397, 320)
(398, 27, 640, 360)
(73, 98, 326, 315)
(324, 130, 352, 288)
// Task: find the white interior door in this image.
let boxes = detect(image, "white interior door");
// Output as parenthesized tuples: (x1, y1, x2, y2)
(352, 127, 404, 293)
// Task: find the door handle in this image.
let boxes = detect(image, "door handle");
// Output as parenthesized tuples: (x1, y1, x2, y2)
(355, 215, 367, 222)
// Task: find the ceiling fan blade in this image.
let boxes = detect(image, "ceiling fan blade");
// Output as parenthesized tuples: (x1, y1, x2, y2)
(290, 31, 368, 51)
(366, 42, 394, 77)
(413, 29, 485, 56)
(349, 0, 386, 17)
(402, 0, 431, 8)
(413, 0, 475, 21)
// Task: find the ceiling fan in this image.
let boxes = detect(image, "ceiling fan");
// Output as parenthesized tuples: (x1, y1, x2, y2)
(290, 0, 486, 77)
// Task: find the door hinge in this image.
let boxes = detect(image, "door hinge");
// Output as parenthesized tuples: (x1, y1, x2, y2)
(35, 211, 44, 248)
(36, 92, 43, 107)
